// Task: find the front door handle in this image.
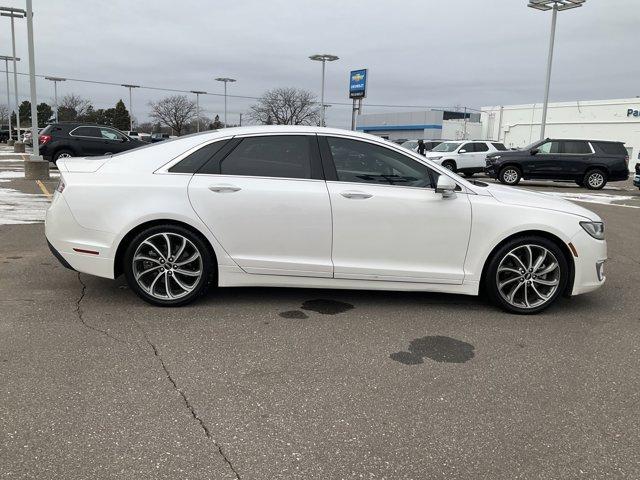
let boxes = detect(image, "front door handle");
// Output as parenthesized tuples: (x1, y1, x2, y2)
(340, 191, 372, 199)
(209, 184, 241, 193)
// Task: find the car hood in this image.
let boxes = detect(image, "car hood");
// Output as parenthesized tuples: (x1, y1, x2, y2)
(485, 183, 601, 221)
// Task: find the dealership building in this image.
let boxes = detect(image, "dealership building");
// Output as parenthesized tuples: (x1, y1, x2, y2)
(481, 97, 640, 171)
(356, 110, 482, 142)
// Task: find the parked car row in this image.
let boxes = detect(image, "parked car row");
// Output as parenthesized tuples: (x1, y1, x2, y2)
(37, 123, 176, 163)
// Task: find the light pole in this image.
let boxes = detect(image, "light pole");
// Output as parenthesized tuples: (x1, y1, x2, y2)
(190, 90, 206, 132)
(214, 77, 236, 127)
(121, 84, 139, 131)
(309, 54, 339, 127)
(0, 55, 19, 141)
(45, 77, 66, 123)
(528, 0, 586, 140)
(1, 7, 26, 141)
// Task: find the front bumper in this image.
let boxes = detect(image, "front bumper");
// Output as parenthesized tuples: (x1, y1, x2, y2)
(484, 164, 498, 178)
(569, 227, 607, 296)
(633, 173, 640, 188)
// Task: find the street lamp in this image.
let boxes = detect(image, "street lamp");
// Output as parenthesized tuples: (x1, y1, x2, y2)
(121, 84, 139, 131)
(190, 90, 206, 132)
(0, 55, 19, 140)
(528, 0, 586, 140)
(214, 77, 236, 127)
(1, 7, 26, 141)
(309, 54, 339, 127)
(45, 77, 66, 123)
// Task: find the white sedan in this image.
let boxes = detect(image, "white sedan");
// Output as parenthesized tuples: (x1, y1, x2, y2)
(45, 126, 606, 314)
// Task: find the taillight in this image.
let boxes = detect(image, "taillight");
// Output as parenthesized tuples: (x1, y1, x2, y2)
(39, 134, 52, 145)
(56, 178, 65, 194)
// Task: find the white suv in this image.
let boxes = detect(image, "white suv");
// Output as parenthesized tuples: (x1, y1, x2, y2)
(424, 140, 507, 177)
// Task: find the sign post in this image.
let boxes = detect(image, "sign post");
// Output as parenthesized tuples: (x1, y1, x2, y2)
(349, 69, 367, 131)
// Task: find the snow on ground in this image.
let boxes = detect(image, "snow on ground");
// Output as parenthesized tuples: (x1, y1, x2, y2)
(541, 191, 640, 208)
(0, 170, 59, 182)
(0, 187, 50, 224)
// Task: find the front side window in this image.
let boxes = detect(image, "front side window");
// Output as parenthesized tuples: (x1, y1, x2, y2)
(326, 136, 437, 188)
(432, 142, 462, 153)
(459, 143, 474, 153)
(473, 143, 489, 152)
(100, 128, 125, 141)
(561, 141, 591, 154)
(538, 141, 561, 154)
(220, 135, 312, 179)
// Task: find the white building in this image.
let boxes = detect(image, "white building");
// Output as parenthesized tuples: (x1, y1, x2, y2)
(481, 98, 640, 171)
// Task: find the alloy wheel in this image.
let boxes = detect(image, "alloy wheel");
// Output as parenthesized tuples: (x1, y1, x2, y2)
(502, 168, 519, 184)
(57, 153, 72, 158)
(587, 172, 604, 189)
(496, 244, 560, 310)
(132, 232, 203, 300)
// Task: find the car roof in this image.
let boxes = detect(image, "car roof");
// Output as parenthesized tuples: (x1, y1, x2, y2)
(546, 138, 624, 144)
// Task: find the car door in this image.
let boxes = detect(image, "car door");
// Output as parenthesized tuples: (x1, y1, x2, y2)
(320, 135, 472, 284)
(188, 134, 333, 277)
(557, 140, 593, 178)
(529, 140, 562, 178)
(456, 142, 476, 169)
(98, 127, 129, 154)
(68, 126, 104, 156)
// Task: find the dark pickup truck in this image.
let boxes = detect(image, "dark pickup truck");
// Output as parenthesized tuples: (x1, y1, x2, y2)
(485, 138, 629, 190)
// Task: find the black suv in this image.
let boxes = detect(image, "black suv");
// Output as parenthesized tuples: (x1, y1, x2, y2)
(38, 123, 146, 163)
(485, 138, 629, 190)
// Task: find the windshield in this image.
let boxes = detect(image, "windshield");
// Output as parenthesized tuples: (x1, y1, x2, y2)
(523, 140, 544, 151)
(431, 142, 461, 153)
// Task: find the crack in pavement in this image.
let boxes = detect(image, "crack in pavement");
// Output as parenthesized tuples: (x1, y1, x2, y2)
(75, 273, 127, 344)
(132, 319, 241, 480)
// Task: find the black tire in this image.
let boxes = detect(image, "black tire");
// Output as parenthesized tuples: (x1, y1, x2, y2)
(583, 168, 607, 190)
(498, 166, 521, 185)
(53, 149, 74, 163)
(442, 160, 456, 172)
(123, 224, 215, 307)
(485, 235, 569, 314)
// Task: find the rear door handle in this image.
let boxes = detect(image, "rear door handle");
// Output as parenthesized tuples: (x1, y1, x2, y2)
(209, 184, 241, 193)
(340, 191, 372, 199)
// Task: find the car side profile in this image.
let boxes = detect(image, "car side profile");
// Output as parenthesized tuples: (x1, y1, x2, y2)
(424, 140, 507, 177)
(45, 126, 607, 314)
(485, 138, 630, 189)
(38, 122, 146, 163)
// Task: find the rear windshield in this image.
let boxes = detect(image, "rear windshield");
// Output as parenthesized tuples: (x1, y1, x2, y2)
(491, 142, 507, 151)
(591, 141, 627, 156)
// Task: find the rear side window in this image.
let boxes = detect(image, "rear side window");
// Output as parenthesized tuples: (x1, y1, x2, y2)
(220, 135, 313, 179)
(71, 126, 100, 138)
(592, 142, 627, 155)
(169, 139, 230, 173)
(561, 141, 591, 154)
(492, 142, 507, 151)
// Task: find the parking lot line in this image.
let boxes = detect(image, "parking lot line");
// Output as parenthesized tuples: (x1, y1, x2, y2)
(35, 180, 52, 198)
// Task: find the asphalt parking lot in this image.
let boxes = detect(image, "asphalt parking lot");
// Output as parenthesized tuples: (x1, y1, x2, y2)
(1, 154, 639, 479)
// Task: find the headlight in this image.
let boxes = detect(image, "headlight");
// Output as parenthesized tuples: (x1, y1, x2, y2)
(580, 221, 605, 240)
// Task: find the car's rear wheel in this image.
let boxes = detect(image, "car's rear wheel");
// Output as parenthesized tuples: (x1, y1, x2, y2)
(53, 150, 74, 163)
(123, 224, 214, 307)
(485, 236, 569, 314)
(583, 169, 607, 190)
(498, 166, 521, 185)
(442, 160, 456, 172)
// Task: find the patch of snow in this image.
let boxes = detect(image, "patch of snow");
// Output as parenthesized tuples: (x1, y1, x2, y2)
(542, 191, 640, 209)
(0, 187, 50, 224)
(0, 170, 59, 182)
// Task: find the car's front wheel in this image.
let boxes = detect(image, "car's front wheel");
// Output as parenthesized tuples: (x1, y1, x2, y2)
(498, 166, 521, 185)
(485, 236, 569, 314)
(123, 224, 215, 307)
(442, 160, 456, 172)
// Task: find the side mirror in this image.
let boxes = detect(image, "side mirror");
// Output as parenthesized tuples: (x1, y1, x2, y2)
(458, 149, 467, 153)
(435, 175, 457, 198)
(530, 148, 538, 155)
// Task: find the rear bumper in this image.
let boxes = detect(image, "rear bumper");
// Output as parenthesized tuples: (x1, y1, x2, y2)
(45, 192, 116, 279)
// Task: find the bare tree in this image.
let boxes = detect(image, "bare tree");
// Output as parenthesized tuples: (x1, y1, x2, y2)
(0, 104, 9, 126)
(249, 87, 320, 125)
(148, 95, 196, 136)
(58, 93, 92, 120)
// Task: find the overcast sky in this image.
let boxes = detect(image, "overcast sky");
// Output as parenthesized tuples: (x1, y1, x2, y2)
(0, 0, 638, 129)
